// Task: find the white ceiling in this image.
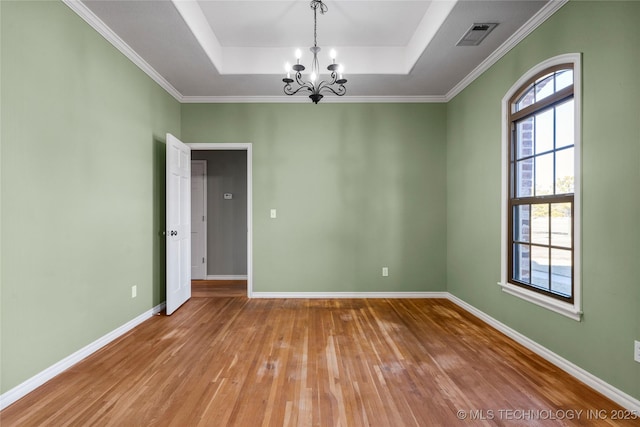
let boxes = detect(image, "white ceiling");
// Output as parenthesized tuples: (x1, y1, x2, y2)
(72, 0, 563, 102)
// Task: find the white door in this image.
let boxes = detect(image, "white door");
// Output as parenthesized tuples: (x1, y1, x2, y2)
(191, 160, 207, 280)
(166, 134, 191, 315)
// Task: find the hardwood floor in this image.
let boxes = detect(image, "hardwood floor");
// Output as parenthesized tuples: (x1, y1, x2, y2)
(192, 280, 247, 298)
(1, 298, 635, 426)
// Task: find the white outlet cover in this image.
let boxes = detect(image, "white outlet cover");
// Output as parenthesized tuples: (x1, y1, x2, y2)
(131, 285, 137, 298)
(635, 340, 640, 363)
(270, 209, 277, 218)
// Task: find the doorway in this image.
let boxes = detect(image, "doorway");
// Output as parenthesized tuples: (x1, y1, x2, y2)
(189, 143, 252, 297)
(191, 160, 207, 280)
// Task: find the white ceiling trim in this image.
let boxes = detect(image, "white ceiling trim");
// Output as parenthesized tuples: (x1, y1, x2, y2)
(171, 0, 223, 74)
(62, 0, 183, 102)
(223, 47, 408, 75)
(181, 95, 447, 104)
(172, 0, 457, 75)
(63, 0, 567, 104)
(405, 0, 457, 73)
(444, 0, 569, 102)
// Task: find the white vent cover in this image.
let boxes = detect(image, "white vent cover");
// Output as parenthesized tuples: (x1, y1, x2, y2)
(456, 23, 498, 46)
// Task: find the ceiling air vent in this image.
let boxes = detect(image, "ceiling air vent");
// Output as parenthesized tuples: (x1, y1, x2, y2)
(456, 23, 498, 46)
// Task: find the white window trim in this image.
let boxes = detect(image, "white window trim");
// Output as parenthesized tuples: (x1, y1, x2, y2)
(499, 53, 582, 321)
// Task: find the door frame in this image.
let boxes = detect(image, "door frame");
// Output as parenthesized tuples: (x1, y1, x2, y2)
(191, 159, 207, 280)
(188, 143, 253, 297)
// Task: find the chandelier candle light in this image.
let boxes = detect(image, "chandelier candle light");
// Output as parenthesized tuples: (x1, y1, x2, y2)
(283, 0, 347, 104)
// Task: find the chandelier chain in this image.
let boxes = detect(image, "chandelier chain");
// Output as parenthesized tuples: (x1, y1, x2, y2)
(310, 0, 327, 47)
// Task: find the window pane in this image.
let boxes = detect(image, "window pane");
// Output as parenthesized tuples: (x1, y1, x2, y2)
(535, 109, 554, 154)
(551, 203, 572, 248)
(555, 69, 573, 91)
(535, 153, 554, 196)
(555, 148, 574, 194)
(531, 246, 549, 289)
(516, 117, 534, 159)
(551, 248, 572, 297)
(516, 159, 534, 197)
(531, 204, 549, 245)
(508, 65, 576, 302)
(516, 85, 535, 111)
(514, 205, 530, 242)
(535, 74, 554, 103)
(555, 100, 574, 149)
(513, 244, 530, 282)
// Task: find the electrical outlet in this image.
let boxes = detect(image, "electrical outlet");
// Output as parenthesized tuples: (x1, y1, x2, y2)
(131, 285, 137, 299)
(382, 267, 389, 277)
(634, 340, 640, 363)
(270, 209, 277, 219)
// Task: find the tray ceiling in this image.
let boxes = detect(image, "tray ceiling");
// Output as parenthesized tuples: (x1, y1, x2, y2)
(74, 0, 562, 101)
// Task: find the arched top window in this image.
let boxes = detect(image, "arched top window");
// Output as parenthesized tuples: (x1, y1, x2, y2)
(512, 66, 574, 114)
(500, 54, 581, 321)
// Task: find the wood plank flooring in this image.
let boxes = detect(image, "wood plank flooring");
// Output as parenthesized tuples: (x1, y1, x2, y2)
(1, 297, 635, 426)
(192, 280, 247, 298)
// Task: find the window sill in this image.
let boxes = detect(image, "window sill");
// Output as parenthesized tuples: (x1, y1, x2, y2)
(498, 282, 582, 321)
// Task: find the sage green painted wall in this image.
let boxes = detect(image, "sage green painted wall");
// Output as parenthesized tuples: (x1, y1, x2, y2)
(3, 0, 637, 407)
(181, 103, 448, 294)
(446, 0, 640, 400)
(0, 1, 180, 392)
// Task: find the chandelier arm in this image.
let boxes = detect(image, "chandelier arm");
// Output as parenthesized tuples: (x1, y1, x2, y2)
(316, 79, 328, 91)
(315, 71, 338, 92)
(324, 71, 338, 86)
(319, 84, 346, 97)
(284, 84, 314, 96)
(293, 72, 315, 92)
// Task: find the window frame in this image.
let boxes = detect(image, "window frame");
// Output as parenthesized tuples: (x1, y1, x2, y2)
(500, 53, 582, 321)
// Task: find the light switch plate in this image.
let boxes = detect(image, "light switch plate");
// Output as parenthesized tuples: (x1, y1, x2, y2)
(270, 209, 277, 219)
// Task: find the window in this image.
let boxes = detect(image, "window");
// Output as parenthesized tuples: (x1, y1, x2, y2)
(500, 54, 581, 321)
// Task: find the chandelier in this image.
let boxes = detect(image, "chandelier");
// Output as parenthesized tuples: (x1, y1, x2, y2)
(282, 0, 347, 104)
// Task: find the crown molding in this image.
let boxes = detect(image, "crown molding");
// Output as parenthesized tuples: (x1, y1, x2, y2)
(62, 0, 183, 102)
(445, 0, 569, 102)
(181, 95, 447, 104)
(64, 0, 566, 104)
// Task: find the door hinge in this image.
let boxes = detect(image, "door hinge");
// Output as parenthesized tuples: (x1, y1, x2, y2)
(202, 257, 205, 263)
(203, 215, 205, 221)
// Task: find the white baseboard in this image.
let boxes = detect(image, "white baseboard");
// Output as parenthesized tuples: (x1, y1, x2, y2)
(250, 291, 449, 299)
(205, 275, 248, 281)
(2, 293, 638, 414)
(446, 293, 640, 413)
(0, 302, 165, 411)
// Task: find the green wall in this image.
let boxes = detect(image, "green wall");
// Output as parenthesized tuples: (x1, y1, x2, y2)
(182, 103, 448, 294)
(2, 0, 638, 407)
(0, 1, 180, 392)
(446, 0, 640, 400)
